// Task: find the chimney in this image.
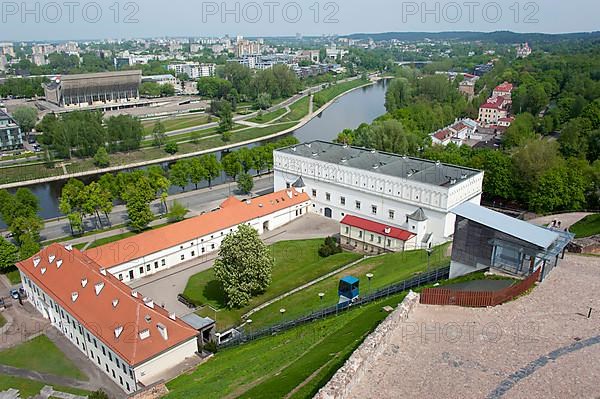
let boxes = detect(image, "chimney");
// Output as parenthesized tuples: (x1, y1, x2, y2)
(94, 282, 105, 295)
(156, 323, 168, 340)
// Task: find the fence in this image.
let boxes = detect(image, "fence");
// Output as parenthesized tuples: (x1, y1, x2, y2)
(420, 268, 541, 308)
(218, 265, 450, 349)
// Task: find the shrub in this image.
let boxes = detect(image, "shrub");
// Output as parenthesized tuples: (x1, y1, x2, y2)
(318, 236, 342, 258)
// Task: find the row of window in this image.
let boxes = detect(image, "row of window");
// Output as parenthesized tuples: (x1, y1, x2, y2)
(343, 227, 394, 246)
(314, 190, 398, 219)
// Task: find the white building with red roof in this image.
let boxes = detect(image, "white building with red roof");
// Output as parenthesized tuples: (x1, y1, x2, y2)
(478, 96, 510, 126)
(493, 81, 514, 100)
(17, 243, 201, 394)
(430, 119, 479, 147)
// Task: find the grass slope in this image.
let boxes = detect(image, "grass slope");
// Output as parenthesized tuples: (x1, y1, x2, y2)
(570, 214, 600, 238)
(0, 375, 90, 398)
(185, 239, 361, 330)
(0, 335, 87, 380)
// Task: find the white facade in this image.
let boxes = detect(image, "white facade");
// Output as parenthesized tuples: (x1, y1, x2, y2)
(168, 63, 216, 78)
(20, 270, 198, 394)
(274, 143, 484, 245)
(99, 196, 311, 284)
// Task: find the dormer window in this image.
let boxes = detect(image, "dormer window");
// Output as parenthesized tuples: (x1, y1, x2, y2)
(94, 282, 104, 295)
(81, 278, 88, 288)
(112, 299, 119, 308)
(48, 254, 56, 263)
(114, 326, 123, 338)
(56, 260, 63, 268)
(71, 292, 79, 302)
(139, 329, 150, 340)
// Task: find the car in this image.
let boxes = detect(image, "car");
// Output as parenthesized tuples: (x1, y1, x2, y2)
(9, 289, 19, 300)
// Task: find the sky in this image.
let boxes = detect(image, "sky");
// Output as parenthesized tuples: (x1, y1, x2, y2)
(1, 0, 599, 41)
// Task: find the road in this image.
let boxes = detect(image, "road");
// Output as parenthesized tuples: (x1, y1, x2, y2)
(38, 175, 275, 242)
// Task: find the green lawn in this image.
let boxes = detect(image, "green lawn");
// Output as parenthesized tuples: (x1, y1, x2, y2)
(248, 244, 450, 329)
(6, 269, 21, 284)
(0, 314, 6, 328)
(165, 292, 407, 399)
(142, 114, 213, 134)
(280, 97, 310, 122)
(0, 375, 90, 398)
(185, 239, 362, 330)
(314, 79, 370, 108)
(569, 214, 600, 238)
(0, 335, 87, 380)
(247, 108, 287, 123)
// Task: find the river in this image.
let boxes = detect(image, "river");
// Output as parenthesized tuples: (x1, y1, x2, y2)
(1, 79, 389, 226)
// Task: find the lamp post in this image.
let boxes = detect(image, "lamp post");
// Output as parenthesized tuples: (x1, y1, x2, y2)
(318, 293, 325, 318)
(366, 273, 374, 296)
(426, 248, 433, 274)
(280, 308, 286, 323)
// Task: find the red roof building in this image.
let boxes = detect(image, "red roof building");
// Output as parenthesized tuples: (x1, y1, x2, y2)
(340, 214, 417, 254)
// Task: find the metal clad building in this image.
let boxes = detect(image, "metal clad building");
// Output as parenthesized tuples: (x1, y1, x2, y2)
(0, 109, 23, 151)
(43, 70, 142, 107)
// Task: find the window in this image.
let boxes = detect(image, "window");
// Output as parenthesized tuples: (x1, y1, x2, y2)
(180, 255, 185, 261)
(109, 352, 112, 361)
(86, 332, 91, 342)
(102, 346, 106, 356)
(191, 251, 195, 257)
(146, 264, 150, 272)
(345, 226, 349, 234)
(372, 205, 377, 215)
(118, 274, 123, 281)
(161, 259, 166, 266)
(340, 197, 346, 206)
(388, 239, 392, 247)
(112, 369, 115, 378)
(139, 267, 144, 274)
(211, 244, 215, 250)
(120, 376, 123, 385)
(355, 201, 361, 210)
(93, 338, 97, 348)
(325, 193, 331, 201)
(202, 248, 206, 253)
(312, 189, 317, 197)
(389, 210, 395, 219)
(378, 236, 382, 244)
(154, 261, 159, 269)
(358, 231, 363, 238)
(370, 234, 374, 242)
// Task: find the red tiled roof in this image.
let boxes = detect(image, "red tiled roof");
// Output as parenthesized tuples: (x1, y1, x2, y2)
(451, 122, 469, 132)
(498, 117, 514, 122)
(86, 188, 310, 268)
(17, 244, 199, 366)
(433, 129, 452, 141)
(341, 215, 416, 241)
(480, 96, 505, 110)
(494, 82, 513, 92)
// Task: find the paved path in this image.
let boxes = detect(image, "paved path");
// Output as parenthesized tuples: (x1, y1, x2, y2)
(0, 364, 97, 392)
(346, 254, 600, 399)
(528, 212, 592, 230)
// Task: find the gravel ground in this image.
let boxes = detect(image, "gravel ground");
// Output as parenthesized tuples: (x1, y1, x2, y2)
(347, 254, 600, 399)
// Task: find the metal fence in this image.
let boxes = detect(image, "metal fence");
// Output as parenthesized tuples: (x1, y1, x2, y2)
(219, 265, 450, 349)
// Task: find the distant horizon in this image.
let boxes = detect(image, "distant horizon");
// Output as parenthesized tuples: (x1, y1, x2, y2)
(4, 29, 600, 44)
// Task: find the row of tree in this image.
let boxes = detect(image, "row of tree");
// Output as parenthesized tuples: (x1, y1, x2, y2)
(0, 189, 43, 271)
(37, 112, 144, 159)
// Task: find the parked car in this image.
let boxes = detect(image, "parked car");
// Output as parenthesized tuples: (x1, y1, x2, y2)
(9, 289, 19, 300)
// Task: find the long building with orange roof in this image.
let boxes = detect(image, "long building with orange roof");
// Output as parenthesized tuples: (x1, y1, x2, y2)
(85, 188, 311, 284)
(17, 243, 200, 394)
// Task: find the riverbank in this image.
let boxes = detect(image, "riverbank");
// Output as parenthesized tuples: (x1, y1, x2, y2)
(0, 77, 380, 190)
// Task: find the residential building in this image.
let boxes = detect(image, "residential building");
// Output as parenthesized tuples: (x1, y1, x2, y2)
(167, 62, 216, 78)
(142, 74, 177, 86)
(295, 50, 320, 63)
(17, 243, 201, 394)
(274, 141, 484, 245)
(325, 45, 348, 60)
(449, 202, 573, 280)
(85, 188, 311, 284)
(0, 43, 15, 57)
(235, 39, 262, 57)
(430, 119, 478, 147)
(0, 110, 23, 151)
(43, 70, 142, 108)
(493, 82, 514, 100)
(478, 96, 510, 126)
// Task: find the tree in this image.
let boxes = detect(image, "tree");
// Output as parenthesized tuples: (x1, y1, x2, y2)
(188, 158, 207, 189)
(59, 179, 86, 234)
(106, 115, 144, 152)
(93, 147, 110, 167)
(169, 160, 190, 191)
(213, 224, 273, 308)
(237, 172, 254, 194)
(0, 237, 19, 272)
(218, 102, 233, 133)
(254, 92, 272, 110)
(152, 121, 167, 147)
(199, 154, 222, 187)
(88, 390, 109, 399)
(318, 236, 342, 258)
(123, 183, 155, 232)
(167, 201, 188, 223)
(12, 106, 38, 135)
(222, 152, 242, 180)
(160, 83, 176, 97)
(165, 142, 179, 154)
(19, 234, 40, 260)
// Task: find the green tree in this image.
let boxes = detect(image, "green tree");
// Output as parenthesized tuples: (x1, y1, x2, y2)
(0, 237, 19, 272)
(199, 154, 222, 187)
(12, 106, 38, 135)
(164, 142, 179, 154)
(106, 115, 144, 152)
(123, 182, 155, 232)
(93, 147, 110, 167)
(188, 158, 207, 189)
(213, 224, 274, 308)
(19, 234, 40, 260)
(59, 179, 86, 235)
(167, 201, 188, 223)
(160, 83, 176, 96)
(254, 92, 272, 110)
(152, 121, 167, 147)
(222, 152, 242, 180)
(169, 160, 190, 191)
(218, 102, 233, 133)
(237, 172, 254, 194)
